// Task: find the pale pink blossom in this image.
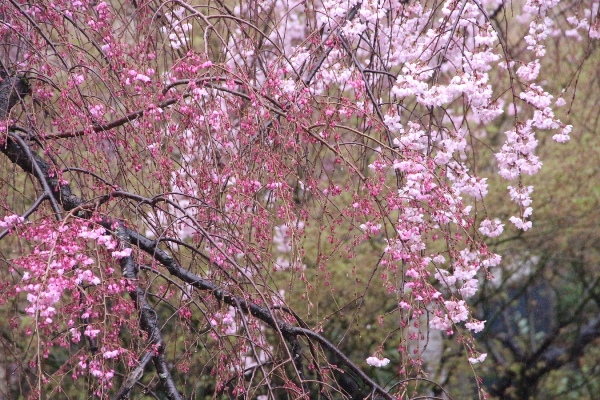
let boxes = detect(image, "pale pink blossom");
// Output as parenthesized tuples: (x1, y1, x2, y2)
(465, 320, 486, 333)
(111, 248, 132, 259)
(366, 356, 390, 367)
(399, 301, 411, 309)
(0, 214, 24, 229)
(510, 216, 533, 231)
(84, 326, 101, 338)
(432, 254, 446, 264)
(135, 73, 151, 83)
(516, 60, 540, 81)
(468, 353, 488, 364)
(479, 218, 504, 237)
(72, 74, 85, 86)
(102, 349, 121, 359)
(590, 23, 600, 39)
(459, 279, 479, 298)
(445, 300, 469, 323)
(520, 84, 553, 109)
(552, 125, 572, 143)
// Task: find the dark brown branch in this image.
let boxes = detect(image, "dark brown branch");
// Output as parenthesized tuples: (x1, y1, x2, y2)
(41, 98, 179, 140)
(7, 133, 63, 219)
(112, 225, 183, 400)
(112, 351, 154, 400)
(489, 314, 600, 399)
(0, 74, 28, 118)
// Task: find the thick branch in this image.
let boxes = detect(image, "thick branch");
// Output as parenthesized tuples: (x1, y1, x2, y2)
(0, 74, 28, 119)
(112, 351, 154, 400)
(1, 137, 84, 212)
(7, 133, 63, 218)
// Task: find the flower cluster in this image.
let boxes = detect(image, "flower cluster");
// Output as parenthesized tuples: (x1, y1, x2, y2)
(160, 7, 193, 50)
(15, 221, 125, 326)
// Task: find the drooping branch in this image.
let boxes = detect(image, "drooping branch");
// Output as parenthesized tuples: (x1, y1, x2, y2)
(41, 98, 179, 140)
(1, 137, 85, 213)
(112, 225, 183, 400)
(1, 76, 184, 399)
(1, 0, 596, 397)
(125, 227, 394, 400)
(6, 133, 63, 219)
(0, 73, 393, 399)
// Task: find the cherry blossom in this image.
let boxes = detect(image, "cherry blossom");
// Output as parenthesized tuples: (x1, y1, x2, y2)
(469, 353, 488, 364)
(366, 356, 391, 367)
(479, 218, 505, 238)
(0, 0, 588, 396)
